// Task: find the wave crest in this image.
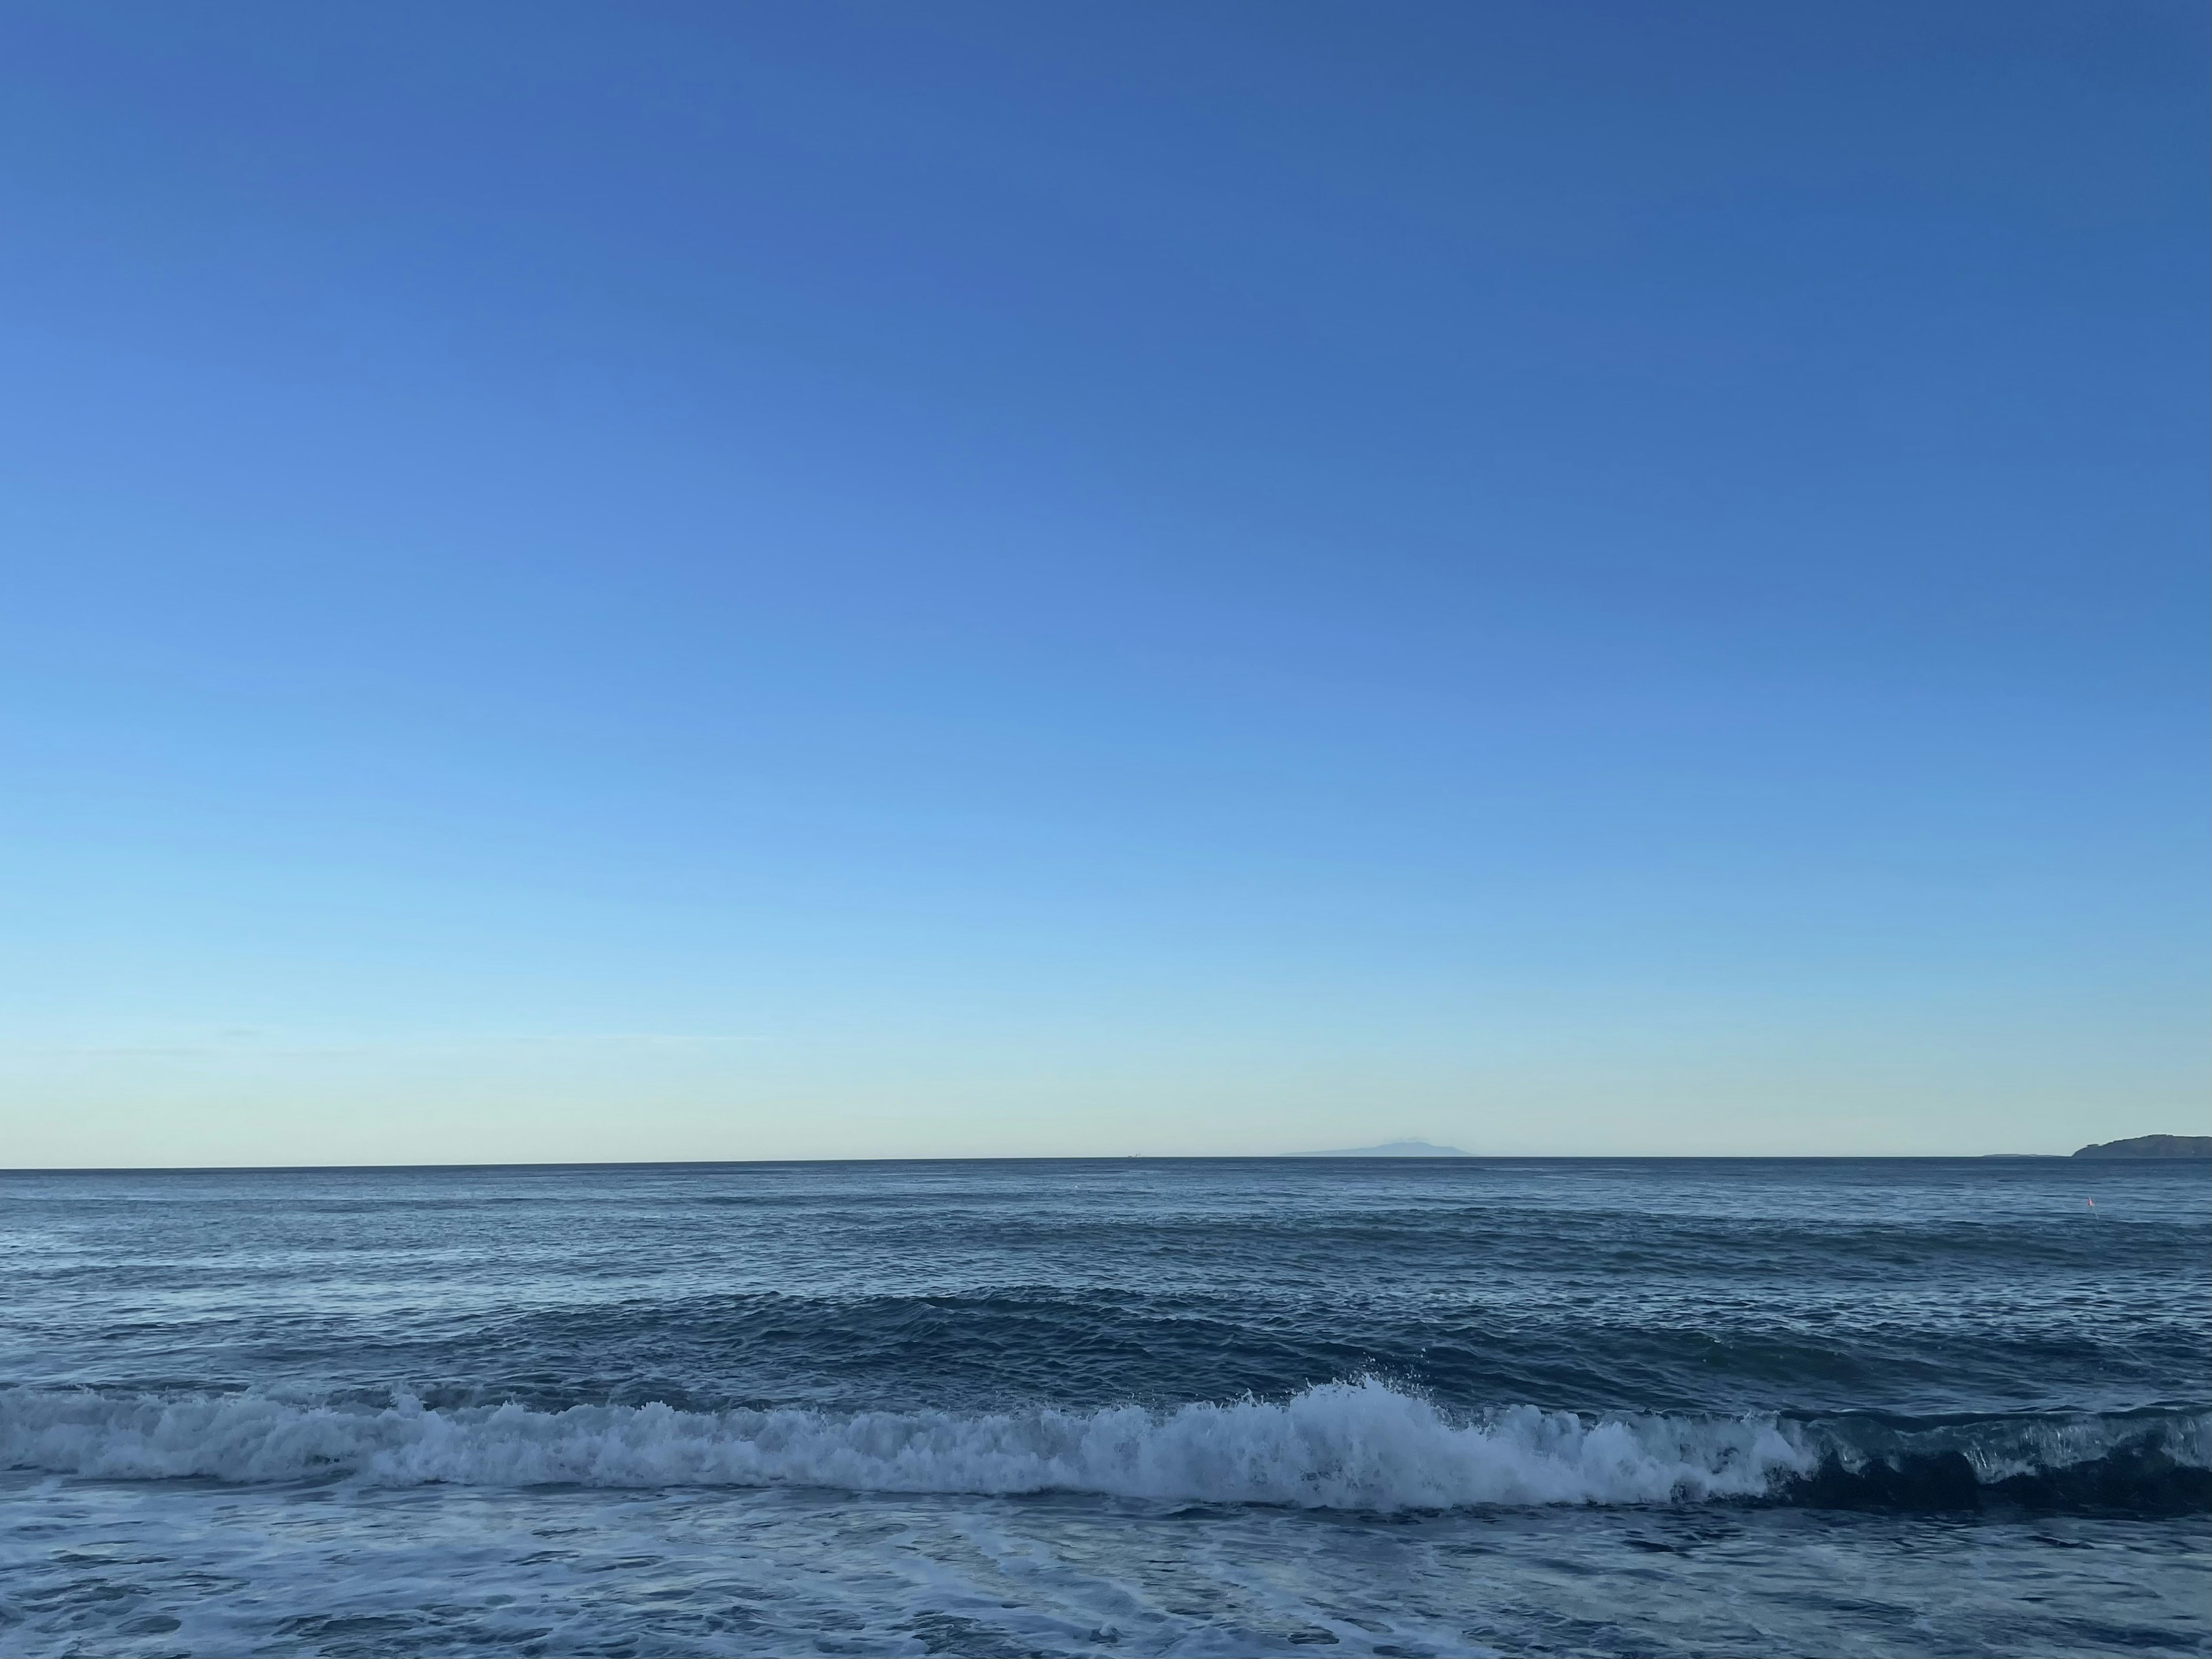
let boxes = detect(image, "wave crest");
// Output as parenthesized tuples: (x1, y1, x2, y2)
(3, 1381, 2202, 1513)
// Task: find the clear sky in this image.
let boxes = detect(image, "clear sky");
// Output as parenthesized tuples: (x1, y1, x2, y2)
(3, 2, 2205, 1165)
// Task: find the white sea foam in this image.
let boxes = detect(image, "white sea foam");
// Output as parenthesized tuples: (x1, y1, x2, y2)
(1, 1380, 1814, 1508)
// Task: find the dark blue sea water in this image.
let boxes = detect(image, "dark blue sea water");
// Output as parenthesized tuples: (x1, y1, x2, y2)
(2, 1158, 2206, 1657)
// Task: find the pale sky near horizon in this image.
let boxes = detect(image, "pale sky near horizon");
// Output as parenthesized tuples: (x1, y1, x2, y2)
(3, 2, 2206, 1166)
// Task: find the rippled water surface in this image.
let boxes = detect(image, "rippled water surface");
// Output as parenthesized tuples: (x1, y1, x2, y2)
(2, 1158, 2206, 1656)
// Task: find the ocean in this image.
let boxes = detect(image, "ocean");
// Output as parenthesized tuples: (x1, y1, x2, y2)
(2, 1157, 2205, 1657)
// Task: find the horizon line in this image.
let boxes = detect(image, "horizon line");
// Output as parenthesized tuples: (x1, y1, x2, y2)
(6, 1151, 2190, 1176)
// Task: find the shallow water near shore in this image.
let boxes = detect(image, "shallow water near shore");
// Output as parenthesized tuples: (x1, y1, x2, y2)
(2, 1157, 2206, 1656)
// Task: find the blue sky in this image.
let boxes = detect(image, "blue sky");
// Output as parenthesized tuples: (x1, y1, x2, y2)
(2, 2, 2205, 1164)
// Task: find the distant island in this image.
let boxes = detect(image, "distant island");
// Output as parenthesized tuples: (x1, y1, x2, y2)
(2072, 1134, 2211, 1159)
(1297, 1139, 1468, 1158)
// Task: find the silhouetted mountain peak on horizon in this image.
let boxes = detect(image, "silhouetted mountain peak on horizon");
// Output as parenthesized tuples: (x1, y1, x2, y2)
(1297, 1139, 1468, 1158)
(2072, 1134, 2211, 1159)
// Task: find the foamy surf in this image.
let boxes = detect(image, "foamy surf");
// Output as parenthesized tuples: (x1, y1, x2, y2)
(2, 1380, 1803, 1505)
(9, 1380, 2201, 1510)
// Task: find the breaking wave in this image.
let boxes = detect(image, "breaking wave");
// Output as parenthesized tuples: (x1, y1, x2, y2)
(3, 1381, 2203, 1513)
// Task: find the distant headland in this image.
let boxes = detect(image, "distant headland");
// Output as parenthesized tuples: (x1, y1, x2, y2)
(2072, 1135, 2211, 1159)
(1296, 1139, 1468, 1158)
